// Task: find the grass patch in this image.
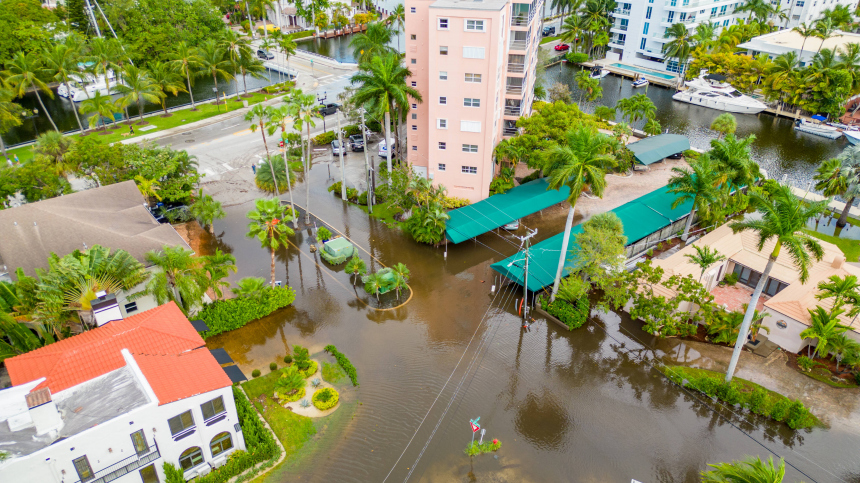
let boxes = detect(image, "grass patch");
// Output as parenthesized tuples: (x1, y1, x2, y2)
(321, 361, 345, 384)
(540, 35, 561, 44)
(801, 367, 859, 388)
(802, 229, 860, 262)
(243, 367, 283, 400)
(359, 201, 404, 228)
(242, 371, 317, 456)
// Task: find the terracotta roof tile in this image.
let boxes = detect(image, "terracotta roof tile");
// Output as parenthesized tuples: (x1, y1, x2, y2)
(134, 349, 233, 405)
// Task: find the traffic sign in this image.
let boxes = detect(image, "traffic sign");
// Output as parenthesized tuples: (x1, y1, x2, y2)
(469, 417, 481, 433)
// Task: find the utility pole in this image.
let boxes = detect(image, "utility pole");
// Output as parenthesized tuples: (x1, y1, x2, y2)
(336, 109, 346, 199)
(360, 108, 372, 213)
(514, 228, 537, 322)
(83, 0, 102, 37)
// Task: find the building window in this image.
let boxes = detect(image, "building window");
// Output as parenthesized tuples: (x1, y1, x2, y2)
(646, 6, 652, 18)
(711, 6, 717, 15)
(124, 301, 138, 313)
(640, 38, 646, 49)
(201, 396, 226, 421)
(437, 119, 448, 129)
(796, 0, 804, 5)
(410, 34, 416, 40)
(168, 410, 195, 436)
(411, 81, 417, 87)
(179, 447, 205, 471)
(462, 144, 478, 153)
(643, 22, 649, 35)
(411, 125, 417, 131)
(462, 46, 486, 59)
(440, 46, 448, 55)
(210, 432, 234, 457)
(438, 18, 449, 29)
(131, 430, 149, 456)
(465, 19, 485, 31)
(679, 12, 687, 21)
(440, 71, 448, 80)
(439, 96, 447, 105)
(464, 98, 480, 107)
(438, 163, 446, 170)
(412, 146, 417, 151)
(410, 6, 416, 12)
(410, 58, 416, 64)
(411, 113, 417, 120)
(412, 103, 417, 109)
(465, 73, 482, 82)
(719, 5, 727, 14)
(438, 142, 446, 150)
(73, 456, 94, 482)
(461, 165, 478, 174)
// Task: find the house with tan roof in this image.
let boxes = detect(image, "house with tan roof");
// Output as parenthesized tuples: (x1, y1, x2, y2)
(0, 302, 247, 483)
(645, 224, 860, 353)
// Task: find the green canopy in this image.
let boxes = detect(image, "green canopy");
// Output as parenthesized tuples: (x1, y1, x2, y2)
(627, 134, 690, 165)
(445, 178, 570, 244)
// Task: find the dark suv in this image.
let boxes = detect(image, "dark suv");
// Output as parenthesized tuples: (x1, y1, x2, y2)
(318, 103, 340, 116)
(542, 26, 556, 36)
(349, 134, 364, 151)
(256, 49, 274, 60)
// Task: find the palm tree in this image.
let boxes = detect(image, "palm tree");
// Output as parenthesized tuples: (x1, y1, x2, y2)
(42, 44, 85, 133)
(701, 456, 785, 483)
(363, 272, 384, 301)
(232, 277, 268, 300)
(692, 23, 716, 51)
(764, 52, 799, 109)
(816, 274, 860, 315)
(710, 113, 737, 139)
(196, 40, 234, 97)
(167, 42, 202, 110)
(345, 254, 367, 285)
(287, 89, 319, 225)
(79, 91, 119, 131)
(85, 37, 123, 96)
(0, 85, 23, 160)
(266, 104, 298, 223)
(664, 23, 696, 88)
(219, 30, 253, 101)
(793, 22, 816, 60)
(709, 134, 760, 189)
(140, 246, 211, 315)
(349, 22, 395, 64)
(828, 333, 860, 371)
(246, 104, 277, 196)
(724, 184, 830, 382)
(190, 188, 226, 233)
(116, 65, 161, 122)
(247, 198, 295, 288)
(543, 125, 616, 301)
(813, 18, 837, 55)
(391, 262, 410, 299)
(387, 4, 406, 54)
(561, 15, 587, 53)
(203, 249, 238, 299)
(684, 245, 726, 282)
(134, 175, 161, 203)
(814, 147, 860, 227)
(277, 35, 297, 73)
(34, 130, 74, 176)
(736, 0, 770, 24)
(148, 61, 186, 117)
(3, 51, 58, 131)
(350, 53, 422, 180)
(236, 50, 267, 95)
(801, 306, 848, 358)
(667, 154, 722, 240)
(616, 93, 655, 127)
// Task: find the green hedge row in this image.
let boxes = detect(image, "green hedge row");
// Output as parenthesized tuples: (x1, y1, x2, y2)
(324, 345, 358, 386)
(565, 52, 588, 63)
(313, 131, 337, 145)
(539, 295, 590, 331)
(199, 287, 296, 339)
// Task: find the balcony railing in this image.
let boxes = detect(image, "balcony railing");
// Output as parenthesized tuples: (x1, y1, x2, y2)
(75, 442, 161, 483)
(609, 39, 626, 46)
(503, 127, 519, 136)
(507, 63, 526, 73)
(612, 23, 628, 31)
(511, 15, 529, 26)
(612, 8, 631, 15)
(509, 40, 528, 50)
(504, 106, 522, 116)
(505, 85, 524, 95)
(661, 16, 697, 24)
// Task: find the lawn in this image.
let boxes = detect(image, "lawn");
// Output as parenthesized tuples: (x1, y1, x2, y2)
(242, 369, 317, 455)
(802, 229, 860, 262)
(321, 361, 346, 384)
(801, 366, 858, 388)
(359, 201, 404, 228)
(540, 35, 561, 44)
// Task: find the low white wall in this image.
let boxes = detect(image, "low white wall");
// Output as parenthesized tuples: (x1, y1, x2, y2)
(761, 310, 809, 354)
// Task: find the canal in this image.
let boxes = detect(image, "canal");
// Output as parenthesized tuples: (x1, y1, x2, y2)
(201, 171, 860, 482)
(295, 30, 402, 64)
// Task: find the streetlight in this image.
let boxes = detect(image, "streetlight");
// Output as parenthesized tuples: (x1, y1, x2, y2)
(316, 91, 327, 131)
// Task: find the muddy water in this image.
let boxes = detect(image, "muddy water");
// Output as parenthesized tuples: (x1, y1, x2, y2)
(203, 177, 860, 482)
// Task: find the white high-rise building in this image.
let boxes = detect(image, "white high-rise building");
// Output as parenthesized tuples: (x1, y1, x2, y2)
(775, 0, 857, 30)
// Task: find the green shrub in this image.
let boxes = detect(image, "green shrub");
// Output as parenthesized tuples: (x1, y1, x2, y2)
(317, 226, 332, 241)
(343, 124, 361, 136)
(539, 294, 590, 331)
(287, 30, 314, 40)
(313, 131, 337, 145)
(322, 361, 346, 383)
(299, 360, 318, 378)
(716, 382, 742, 405)
(769, 399, 791, 421)
(722, 273, 739, 286)
(252, 369, 261, 378)
(269, 362, 277, 371)
(406, 206, 448, 245)
(796, 355, 819, 372)
(324, 345, 359, 386)
(199, 286, 296, 338)
(683, 149, 700, 160)
(521, 170, 541, 184)
(163, 462, 185, 483)
(366, 119, 381, 132)
(785, 400, 815, 429)
(346, 187, 359, 202)
(358, 191, 368, 205)
(565, 52, 588, 63)
(489, 176, 514, 196)
(746, 388, 769, 415)
(284, 355, 292, 364)
(328, 181, 343, 196)
(312, 387, 339, 410)
(293, 345, 311, 371)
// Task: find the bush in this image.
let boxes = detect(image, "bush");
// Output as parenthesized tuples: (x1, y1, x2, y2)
(683, 149, 701, 160)
(716, 382, 742, 405)
(785, 400, 815, 429)
(328, 181, 343, 196)
(796, 355, 818, 372)
(252, 369, 261, 378)
(199, 286, 296, 338)
(406, 206, 448, 245)
(313, 131, 337, 145)
(722, 273, 739, 286)
(565, 52, 588, 63)
(521, 170, 541, 184)
(346, 187, 359, 202)
(439, 196, 470, 209)
(324, 345, 359, 386)
(163, 462, 185, 483)
(269, 362, 278, 371)
(343, 124, 361, 136)
(284, 355, 292, 364)
(746, 388, 769, 415)
(274, 366, 305, 399)
(358, 191, 368, 205)
(317, 226, 332, 241)
(769, 399, 791, 421)
(299, 360, 318, 378)
(312, 387, 339, 410)
(293, 345, 311, 371)
(539, 294, 590, 331)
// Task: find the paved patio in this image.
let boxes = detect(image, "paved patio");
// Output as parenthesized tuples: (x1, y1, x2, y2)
(711, 283, 768, 313)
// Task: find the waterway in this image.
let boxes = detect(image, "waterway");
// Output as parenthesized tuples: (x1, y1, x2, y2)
(295, 30, 403, 64)
(201, 173, 860, 482)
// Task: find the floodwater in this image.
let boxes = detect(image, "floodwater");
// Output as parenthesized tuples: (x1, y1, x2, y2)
(295, 31, 403, 65)
(203, 172, 860, 482)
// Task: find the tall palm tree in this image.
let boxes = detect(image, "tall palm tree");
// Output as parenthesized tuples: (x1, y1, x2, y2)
(724, 184, 829, 382)
(816, 274, 860, 315)
(116, 65, 161, 121)
(140, 246, 212, 315)
(693, 23, 716, 51)
(828, 333, 860, 370)
(701, 456, 785, 483)
(684, 245, 726, 282)
(838, 42, 860, 92)
(345, 255, 367, 285)
(793, 22, 816, 60)
(42, 44, 85, 133)
(667, 154, 722, 240)
(246, 103, 277, 191)
(709, 134, 760, 189)
(3, 51, 58, 131)
(663, 23, 696, 88)
(196, 40, 234, 98)
(813, 18, 837, 55)
(616, 93, 655, 126)
(247, 198, 295, 288)
(801, 306, 848, 358)
(386, 4, 406, 54)
(764, 52, 799, 109)
(277, 35, 297, 72)
(350, 53, 422, 180)
(189, 188, 226, 234)
(148, 61, 187, 116)
(236, 50, 267, 95)
(561, 15, 587, 53)
(543, 125, 616, 301)
(736, 0, 770, 24)
(349, 22, 395, 64)
(167, 42, 202, 110)
(202, 249, 237, 299)
(219, 29, 253, 100)
(266, 104, 298, 225)
(814, 147, 860, 227)
(85, 37, 123, 95)
(287, 89, 319, 225)
(79, 91, 118, 131)
(0, 84, 23, 160)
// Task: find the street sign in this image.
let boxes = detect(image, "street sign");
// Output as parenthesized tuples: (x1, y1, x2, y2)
(469, 417, 481, 433)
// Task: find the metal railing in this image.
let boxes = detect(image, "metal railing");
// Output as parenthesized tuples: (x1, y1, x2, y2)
(507, 63, 526, 73)
(610, 39, 626, 46)
(75, 442, 160, 483)
(509, 40, 528, 50)
(612, 23, 628, 31)
(660, 16, 696, 24)
(612, 8, 631, 15)
(503, 127, 519, 136)
(511, 15, 529, 26)
(505, 85, 524, 94)
(504, 106, 522, 116)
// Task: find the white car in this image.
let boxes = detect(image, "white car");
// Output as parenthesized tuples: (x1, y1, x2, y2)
(378, 138, 396, 158)
(331, 139, 348, 156)
(503, 220, 520, 230)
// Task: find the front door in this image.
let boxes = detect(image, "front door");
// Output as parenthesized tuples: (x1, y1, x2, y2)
(139, 464, 159, 483)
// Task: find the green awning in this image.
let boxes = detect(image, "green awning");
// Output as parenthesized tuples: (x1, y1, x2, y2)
(445, 178, 570, 244)
(323, 237, 354, 257)
(627, 134, 690, 165)
(634, 185, 694, 221)
(492, 226, 584, 292)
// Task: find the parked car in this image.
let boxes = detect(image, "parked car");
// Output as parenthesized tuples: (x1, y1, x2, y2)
(503, 220, 520, 230)
(667, 152, 684, 159)
(256, 49, 275, 60)
(318, 103, 340, 116)
(349, 134, 364, 151)
(554, 43, 570, 51)
(331, 139, 348, 156)
(542, 26, 556, 36)
(378, 138, 396, 158)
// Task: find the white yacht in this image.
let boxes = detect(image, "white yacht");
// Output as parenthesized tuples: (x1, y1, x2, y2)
(672, 72, 767, 114)
(795, 118, 843, 140)
(57, 69, 119, 102)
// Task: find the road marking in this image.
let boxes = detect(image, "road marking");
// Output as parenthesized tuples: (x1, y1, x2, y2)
(232, 129, 252, 136)
(221, 122, 244, 130)
(222, 163, 234, 171)
(318, 74, 334, 79)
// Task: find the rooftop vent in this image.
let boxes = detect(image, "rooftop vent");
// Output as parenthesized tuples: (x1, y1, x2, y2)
(91, 293, 123, 326)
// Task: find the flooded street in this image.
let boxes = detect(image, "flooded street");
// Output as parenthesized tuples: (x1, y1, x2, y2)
(201, 173, 860, 482)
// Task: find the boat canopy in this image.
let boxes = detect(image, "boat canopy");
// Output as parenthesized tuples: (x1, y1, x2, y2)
(705, 73, 727, 81)
(627, 134, 691, 165)
(811, 114, 828, 121)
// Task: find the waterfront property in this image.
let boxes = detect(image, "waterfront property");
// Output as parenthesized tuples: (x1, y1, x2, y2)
(0, 302, 245, 483)
(649, 224, 860, 353)
(405, 0, 543, 201)
(738, 29, 860, 67)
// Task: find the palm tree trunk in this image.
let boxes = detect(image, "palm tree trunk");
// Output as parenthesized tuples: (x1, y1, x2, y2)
(259, 121, 270, 156)
(138, 98, 145, 121)
(725, 251, 777, 383)
(268, 154, 280, 196)
(162, 100, 169, 116)
(186, 65, 196, 109)
(64, 80, 85, 133)
(550, 203, 577, 301)
(234, 64, 241, 100)
(384, 109, 392, 181)
(681, 205, 695, 241)
(243, 70, 249, 95)
(836, 196, 855, 227)
(33, 90, 58, 131)
(270, 247, 276, 287)
(305, 122, 312, 225)
(282, 128, 296, 222)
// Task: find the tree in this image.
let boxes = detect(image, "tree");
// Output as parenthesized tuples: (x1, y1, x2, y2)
(801, 306, 848, 358)
(202, 249, 237, 299)
(813, 18, 837, 55)
(9, 156, 71, 202)
(793, 22, 816, 59)
(148, 61, 186, 116)
(287, 89, 319, 225)
(134, 175, 161, 203)
(274, 365, 305, 396)
(709, 134, 760, 189)
(3, 51, 58, 131)
(724, 184, 829, 382)
(236, 49, 267, 95)
(813, 146, 860, 227)
(277, 35, 297, 72)
(345, 255, 366, 285)
(266, 105, 298, 221)
(816, 274, 860, 316)
(247, 198, 295, 287)
(33, 130, 75, 176)
(232, 277, 268, 300)
(168, 42, 202, 110)
(684, 245, 726, 282)
(117, 65, 161, 121)
(560, 15, 587, 52)
(219, 29, 253, 100)
(543, 125, 615, 301)
(140, 246, 213, 315)
(710, 113, 737, 139)
(85, 37, 123, 96)
(593, 105, 615, 122)
(643, 118, 661, 136)
(574, 70, 601, 103)
(667, 154, 722, 240)
(196, 39, 234, 94)
(569, 211, 627, 283)
(0, 84, 23, 160)
(246, 103, 276, 193)
(80, 91, 120, 131)
(828, 333, 860, 371)
(701, 456, 785, 482)
(387, 4, 406, 54)
(664, 23, 696, 87)
(363, 272, 383, 301)
(391, 262, 410, 299)
(548, 81, 573, 104)
(692, 23, 716, 51)
(616, 93, 655, 127)
(763, 52, 799, 109)
(349, 21, 394, 64)
(189, 188, 226, 233)
(42, 43, 85, 133)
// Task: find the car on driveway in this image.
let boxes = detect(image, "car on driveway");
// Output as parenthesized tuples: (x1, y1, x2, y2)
(318, 103, 340, 116)
(349, 134, 364, 151)
(332, 139, 348, 156)
(543, 26, 555, 36)
(257, 49, 275, 60)
(554, 43, 570, 51)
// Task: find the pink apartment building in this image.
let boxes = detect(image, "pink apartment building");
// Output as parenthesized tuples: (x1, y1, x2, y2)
(405, 0, 542, 201)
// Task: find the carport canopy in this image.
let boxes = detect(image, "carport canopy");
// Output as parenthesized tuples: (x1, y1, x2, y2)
(627, 134, 690, 165)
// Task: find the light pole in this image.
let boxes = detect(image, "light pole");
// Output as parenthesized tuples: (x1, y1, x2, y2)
(316, 92, 327, 131)
(360, 108, 372, 213)
(336, 108, 347, 199)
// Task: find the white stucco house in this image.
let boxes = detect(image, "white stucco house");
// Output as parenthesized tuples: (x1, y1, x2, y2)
(0, 302, 246, 483)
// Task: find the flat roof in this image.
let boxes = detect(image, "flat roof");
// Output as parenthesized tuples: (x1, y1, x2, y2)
(739, 29, 860, 58)
(430, 0, 508, 11)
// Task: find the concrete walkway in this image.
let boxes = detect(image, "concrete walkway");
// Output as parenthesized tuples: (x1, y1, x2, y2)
(789, 185, 860, 219)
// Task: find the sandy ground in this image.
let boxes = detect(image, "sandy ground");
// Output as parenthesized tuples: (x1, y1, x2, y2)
(281, 359, 341, 418)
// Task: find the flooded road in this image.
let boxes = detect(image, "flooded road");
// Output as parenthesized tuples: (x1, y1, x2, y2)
(202, 174, 860, 482)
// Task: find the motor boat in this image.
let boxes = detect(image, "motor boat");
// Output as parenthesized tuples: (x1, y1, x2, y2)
(57, 69, 119, 102)
(671, 71, 767, 114)
(844, 129, 860, 145)
(795, 116, 843, 139)
(589, 68, 610, 79)
(632, 78, 649, 88)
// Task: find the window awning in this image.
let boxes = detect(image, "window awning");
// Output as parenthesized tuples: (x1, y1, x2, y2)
(209, 348, 234, 365)
(627, 134, 690, 165)
(222, 365, 247, 383)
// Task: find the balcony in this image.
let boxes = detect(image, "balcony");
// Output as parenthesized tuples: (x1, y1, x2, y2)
(509, 40, 528, 50)
(75, 443, 161, 483)
(503, 126, 519, 136)
(660, 16, 697, 24)
(504, 105, 522, 116)
(611, 23, 628, 31)
(507, 63, 526, 73)
(511, 15, 529, 26)
(505, 84, 524, 95)
(612, 8, 631, 15)
(609, 39, 626, 46)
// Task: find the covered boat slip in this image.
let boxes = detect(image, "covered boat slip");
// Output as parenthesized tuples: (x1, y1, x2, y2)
(444, 178, 571, 244)
(627, 134, 690, 165)
(491, 185, 694, 291)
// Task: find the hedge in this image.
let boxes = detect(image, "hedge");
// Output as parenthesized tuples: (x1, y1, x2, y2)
(199, 287, 296, 338)
(565, 52, 588, 63)
(313, 131, 337, 145)
(539, 295, 590, 330)
(324, 345, 358, 386)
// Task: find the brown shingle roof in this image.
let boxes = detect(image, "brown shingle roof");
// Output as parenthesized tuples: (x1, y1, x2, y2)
(0, 181, 190, 279)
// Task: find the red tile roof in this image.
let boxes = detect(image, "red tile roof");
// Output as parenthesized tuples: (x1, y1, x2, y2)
(6, 302, 231, 405)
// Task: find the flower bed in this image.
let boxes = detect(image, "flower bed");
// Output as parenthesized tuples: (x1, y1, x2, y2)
(299, 360, 318, 379)
(312, 387, 339, 410)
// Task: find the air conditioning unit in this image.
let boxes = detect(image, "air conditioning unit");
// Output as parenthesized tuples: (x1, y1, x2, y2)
(196, 466, 211, 477)
(211, 457, 226, 469)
